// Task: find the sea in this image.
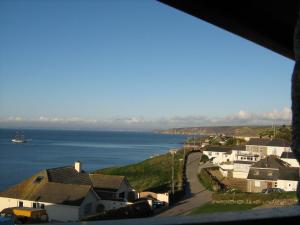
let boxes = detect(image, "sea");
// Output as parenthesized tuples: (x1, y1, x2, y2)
(0, 129, 188, 191)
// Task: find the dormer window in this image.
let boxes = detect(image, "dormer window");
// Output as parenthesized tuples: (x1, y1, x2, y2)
(34, 176, 44, 183)
(268, 171, 273, 176)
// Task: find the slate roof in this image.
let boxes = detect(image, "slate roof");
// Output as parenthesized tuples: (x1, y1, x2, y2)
(232, 145, 246, 150)
(247, 138, 270, 146)
(47, 166, 91, 185)
(0, 164, 130, 205)
(279, 167, 300, 181)
(247, 155, 299, 181)
(247, 168, 279, 180)
(281, 152, 296, 159)
(267, 138, 290, 147)
(251, 156, 290, 169)
(247, 138, 291, 147)
(89, 174, 125, 191)
(204, 146, 232, 153)
(0, 170, 92, 206)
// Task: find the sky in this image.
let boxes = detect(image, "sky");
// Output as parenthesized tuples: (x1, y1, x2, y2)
(0, 0, 295, 131)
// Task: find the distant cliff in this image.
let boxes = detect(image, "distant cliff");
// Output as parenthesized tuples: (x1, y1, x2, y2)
(158, 126, 271, 137)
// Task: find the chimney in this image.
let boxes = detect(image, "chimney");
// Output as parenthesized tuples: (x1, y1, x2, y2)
(74, 161, 81, 173)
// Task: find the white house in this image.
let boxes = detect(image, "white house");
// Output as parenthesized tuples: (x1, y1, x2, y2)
(202, 146, 233, 164)
(246, 138, 291, 158)
(266, 139, 291, 157)
(247, 156, 299, 192)
(280, 152, 300, 167)
(0, 162, 136, 222)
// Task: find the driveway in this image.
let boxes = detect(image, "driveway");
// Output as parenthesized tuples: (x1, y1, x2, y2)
(156, 152, 212, 217)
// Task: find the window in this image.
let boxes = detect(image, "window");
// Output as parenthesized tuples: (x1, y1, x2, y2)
(254, 170, 259, 175)
(34, 176, 44, 183)
(41, 204, 45, 209)
(268, 171, 273, 176)
(32, 202, 37, 208)
(119, 192, 125, 199)
(275, 182, 278, 187)
(18, 201, 23, 207)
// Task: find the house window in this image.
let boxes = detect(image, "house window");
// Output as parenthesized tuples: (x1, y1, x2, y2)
(268, 171, 273, 176)
(34, 176, 44, 183)
(119, 192, 125, 199)
(40, 204, 45, 209)
(32, 203, 37, 208)
(254, 181, 260, 187)
(18, 201, 23, 207)
(275, 182, 278, 187)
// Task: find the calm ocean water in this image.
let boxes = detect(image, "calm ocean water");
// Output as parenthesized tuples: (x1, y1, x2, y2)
(0, 129, 187, 191)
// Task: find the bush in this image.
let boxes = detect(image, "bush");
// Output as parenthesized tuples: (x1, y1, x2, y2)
(200, 154, 209, 163)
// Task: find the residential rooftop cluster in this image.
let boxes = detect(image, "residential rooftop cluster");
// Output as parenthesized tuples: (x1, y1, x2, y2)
(202, 138, 299, 193)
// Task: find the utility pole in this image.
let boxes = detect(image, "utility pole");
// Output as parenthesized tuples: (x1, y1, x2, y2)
(169, 149, 177, 195)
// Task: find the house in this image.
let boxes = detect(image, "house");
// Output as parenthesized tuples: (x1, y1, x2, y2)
(247, 156, 299, 192)
(280, 152, 300, 167)
(246, 138, 270, 157)
(266, 138, 291, 157)
(246, 138, 291, 157)
(0, 161, 137, 222)
(202, 146, 233, 164)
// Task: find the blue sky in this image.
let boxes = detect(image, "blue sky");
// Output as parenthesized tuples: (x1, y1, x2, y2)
(0, 0, 294, 130)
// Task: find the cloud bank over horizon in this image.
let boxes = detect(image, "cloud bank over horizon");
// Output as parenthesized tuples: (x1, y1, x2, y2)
(0, 107, 291, 131)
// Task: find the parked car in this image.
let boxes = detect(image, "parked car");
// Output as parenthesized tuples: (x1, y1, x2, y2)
(0, 207, 48, 224)
(152, 201, 166, 209)
(262, 188, 284, 194)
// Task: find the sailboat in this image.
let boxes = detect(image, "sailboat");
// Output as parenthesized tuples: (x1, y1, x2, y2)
(11, 132, 27, 143)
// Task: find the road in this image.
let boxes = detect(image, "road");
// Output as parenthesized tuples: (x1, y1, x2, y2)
(156, 152, 212, 217)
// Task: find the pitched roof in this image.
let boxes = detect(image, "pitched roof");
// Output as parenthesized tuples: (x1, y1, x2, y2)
(0, 171, 92, 206)
(89, 174, 125, 190)
(247, 165, 299, 181)
(267, 138, 290, 147)
(0, 164, 130, 205)
(232, 145, 246, 150)
(247, 138, 270, 146)
(247, 168, 279, 180)
(251, 156, 290, 169)
(281, 152, 296, 159)
(279, 167, 299, 181)
(204, 146, 232, 153)
(247, 138, 291, 147)
(47, 166, 91, 185)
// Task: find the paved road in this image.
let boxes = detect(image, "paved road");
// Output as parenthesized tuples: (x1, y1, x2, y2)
(156, 152, 212, 217)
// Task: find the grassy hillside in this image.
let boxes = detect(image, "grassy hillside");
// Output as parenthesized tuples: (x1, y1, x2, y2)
(93, 149, 185, 192)
(159, 125, 290, 138)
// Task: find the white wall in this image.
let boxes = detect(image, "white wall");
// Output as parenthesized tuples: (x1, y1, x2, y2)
(267, 147, 291, 157)
(100, 200, 130, 211)
(79, 190, 100, 220)
(280, 158, 300, 167)
(0, 197, 79, 222)
(232, 171, 248, 179)
(277, 180, 298, 191)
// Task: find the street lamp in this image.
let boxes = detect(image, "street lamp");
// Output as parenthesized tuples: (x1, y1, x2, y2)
(169, 149, 177, 195)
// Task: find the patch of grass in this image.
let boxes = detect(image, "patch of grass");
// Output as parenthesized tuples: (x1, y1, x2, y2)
(93, 149, 185, 192)
(213, 191, 297, 202)
(188, 203, 259, 215)
(197, 174, 213, 191)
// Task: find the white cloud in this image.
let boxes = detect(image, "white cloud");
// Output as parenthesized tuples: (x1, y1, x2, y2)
(0, 107, 292, 130)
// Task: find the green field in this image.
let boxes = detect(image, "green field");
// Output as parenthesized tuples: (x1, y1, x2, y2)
(93, 149, 186, 192)
(188, 203, 259, 215)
